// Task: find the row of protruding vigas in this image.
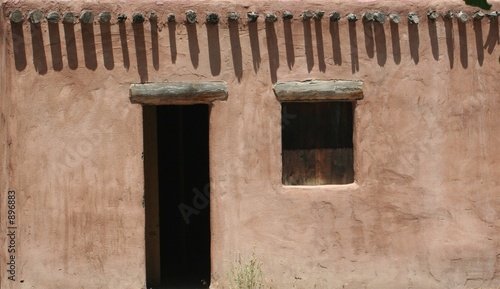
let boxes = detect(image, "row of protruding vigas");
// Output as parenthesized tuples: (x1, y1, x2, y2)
(8, 9, 500, 25)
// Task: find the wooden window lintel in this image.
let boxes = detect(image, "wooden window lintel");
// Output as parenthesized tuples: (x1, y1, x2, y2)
(273, 80, 364, 102)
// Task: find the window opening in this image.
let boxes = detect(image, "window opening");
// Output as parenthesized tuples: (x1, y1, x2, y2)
(282, 102, 354, 185)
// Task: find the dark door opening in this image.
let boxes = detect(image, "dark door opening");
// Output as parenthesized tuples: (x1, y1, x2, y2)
(144, 105, 211, 289)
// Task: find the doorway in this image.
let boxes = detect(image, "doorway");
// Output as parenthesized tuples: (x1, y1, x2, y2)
(144, 105, 211, 289)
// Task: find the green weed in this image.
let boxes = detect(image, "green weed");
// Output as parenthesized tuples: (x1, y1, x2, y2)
(228, 251, 263, 289)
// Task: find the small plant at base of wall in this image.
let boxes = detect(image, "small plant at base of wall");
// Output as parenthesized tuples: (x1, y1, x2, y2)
(228, 251, 264, 289)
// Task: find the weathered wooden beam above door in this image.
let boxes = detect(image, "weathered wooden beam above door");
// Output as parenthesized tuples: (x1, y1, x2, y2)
(130, 81, 228, 105)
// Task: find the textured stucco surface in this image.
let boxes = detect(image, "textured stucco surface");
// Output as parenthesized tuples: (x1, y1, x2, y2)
(1, 0, 8, 260)
(1, 0, 500, 288)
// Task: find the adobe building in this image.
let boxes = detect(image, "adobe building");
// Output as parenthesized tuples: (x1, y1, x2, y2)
(1, 0, 499, 288)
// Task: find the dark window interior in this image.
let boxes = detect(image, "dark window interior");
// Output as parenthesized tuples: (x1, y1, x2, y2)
(282, 102, 354, 185)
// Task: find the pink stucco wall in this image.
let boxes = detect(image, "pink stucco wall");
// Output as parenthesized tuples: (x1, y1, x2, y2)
(1, 0, 500, 288)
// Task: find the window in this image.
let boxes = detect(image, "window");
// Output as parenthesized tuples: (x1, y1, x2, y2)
(282, 102, 354, 185)
(274, 80, 363, 186)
